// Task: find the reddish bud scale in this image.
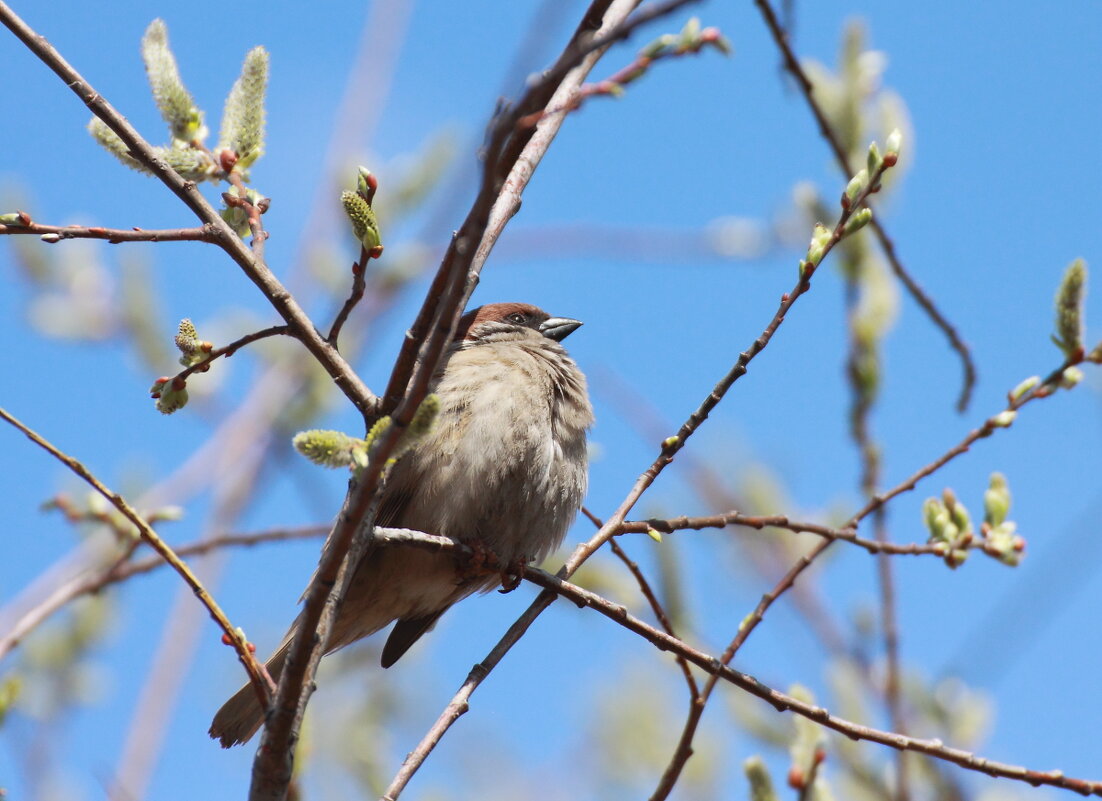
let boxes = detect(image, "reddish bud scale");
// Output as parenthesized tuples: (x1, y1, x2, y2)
(247, 642, 256, 653)
(883, 152, 898, 167)
(369, 245, 385, 259)
(814, 747, 827, 765)
(18, 211, 31, 225)
(787, 766, 805, 789)
(220, 149, 239, 173)
(171, 376, 187, 391)
(221, 633, 232, 645)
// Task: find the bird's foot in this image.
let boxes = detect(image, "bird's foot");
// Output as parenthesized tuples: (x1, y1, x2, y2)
(497, 558, 528, 594)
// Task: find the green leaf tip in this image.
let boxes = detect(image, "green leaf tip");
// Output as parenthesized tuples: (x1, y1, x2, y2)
(141, 19, 204, 143)
(1052, 258, 1087, 358)
(218, 46, 269, 169)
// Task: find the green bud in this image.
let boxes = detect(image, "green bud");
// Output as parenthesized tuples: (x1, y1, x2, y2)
(647, 528, 663, 543)
(640, 33, 677, 59)
(0, 674, 22, 725)
(409, 394, 439, 437)
(885, 128, 902, 156)
(162, 144, 215, 181)
(1009, 375, 1040, 402)
(844, 169, 868, 204)
(922, 497, 945, 534)
(141, 19, 205, 143)
(744, 756, 779, 801)
(1060, 365, 1084, 388)
(867, 142, 883, 176)
(804, 222, 831, 267)
(174, 318, 211, 367)
(949, 497, 971, 536)
(219, 186, 267, 238)
(150, 376, 188, 414)
(843, 207, 873, 237)
(356, 166, 378, 199)
(388, 394, 440, 464)
(341, 190, 382, 252)
(678, 17, 702, 50)
(292, 429, 365, 468)
(983, 473, 1011, 527)
(986, 520, 1024, 567)
(1052, 258, 1086, 358)
(218, 46, 269, 168)
(945, 548, 969, 569)
(0, 212, 28, 227)
(88, 117, 144, 172)
(989, 410, 1017, 428)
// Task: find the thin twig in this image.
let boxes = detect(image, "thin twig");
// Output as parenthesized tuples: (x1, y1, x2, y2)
(251, 2, 679, 795)
(0, 220, 217, 244)
(382, 109, 895, 801)
(0, 406, 271, 704)
(0, 526, 327, 664)
(174, 325, 291, 383)
(753, 0, 977, 412)
(852, 358, 1075, 527)
(623, 513, 1016, 558)
(327, 246, 369, 346)
(583, 507, 699, 698)
(0, 3, 380, 419)
(514, 562, 1102, 799)
(378, 0, 703, 417)
(326, 526, 1102, 799)
(843, 249, 910, 801)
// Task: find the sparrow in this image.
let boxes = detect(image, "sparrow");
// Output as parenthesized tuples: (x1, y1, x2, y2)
(210, 302, 593, 746)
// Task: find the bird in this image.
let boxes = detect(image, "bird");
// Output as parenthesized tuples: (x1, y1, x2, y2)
(209, 302, 593, 746)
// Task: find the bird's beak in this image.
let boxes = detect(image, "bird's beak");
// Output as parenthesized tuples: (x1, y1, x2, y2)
(539, 316, 583, 342)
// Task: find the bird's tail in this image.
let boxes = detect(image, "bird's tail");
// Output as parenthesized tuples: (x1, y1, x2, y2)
(209, 640, 289, 748)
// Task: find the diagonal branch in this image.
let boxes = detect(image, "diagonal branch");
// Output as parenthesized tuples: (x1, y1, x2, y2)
(0, 406, 271, 704)
(753, 0, 976, 412)
(0, 2, 379, 420)
(323, 525, 1102, 799)
(0, 525, 327, 664)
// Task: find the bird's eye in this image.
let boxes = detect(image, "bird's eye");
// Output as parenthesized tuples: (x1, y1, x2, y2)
(506, 312, 528, 325)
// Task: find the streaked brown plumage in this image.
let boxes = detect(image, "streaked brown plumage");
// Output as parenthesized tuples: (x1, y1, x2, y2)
(209, 303, 593, 746)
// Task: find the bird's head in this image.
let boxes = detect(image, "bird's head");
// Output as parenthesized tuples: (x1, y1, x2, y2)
(455, 302, 582, 344)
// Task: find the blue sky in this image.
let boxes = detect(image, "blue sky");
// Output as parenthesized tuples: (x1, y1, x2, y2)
(2, 1, 1101, 799)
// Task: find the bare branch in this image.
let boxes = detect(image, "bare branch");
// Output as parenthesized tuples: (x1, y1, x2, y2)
(752, 0, 977, 412)
(0, 406, 272, 705)
(0, 526, 327, 665)
(0, 3, 380, 419)
(0, 219, 217, 244)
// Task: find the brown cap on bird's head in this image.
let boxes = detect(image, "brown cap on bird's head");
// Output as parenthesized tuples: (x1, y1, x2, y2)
(455, 302, 582, 343)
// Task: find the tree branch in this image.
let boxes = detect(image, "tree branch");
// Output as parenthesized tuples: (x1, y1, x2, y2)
(0, 2, 380, 420)
(0, 219, 218, 244)
(0, 406, 272, 705)
(753, 0, 977, 412)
